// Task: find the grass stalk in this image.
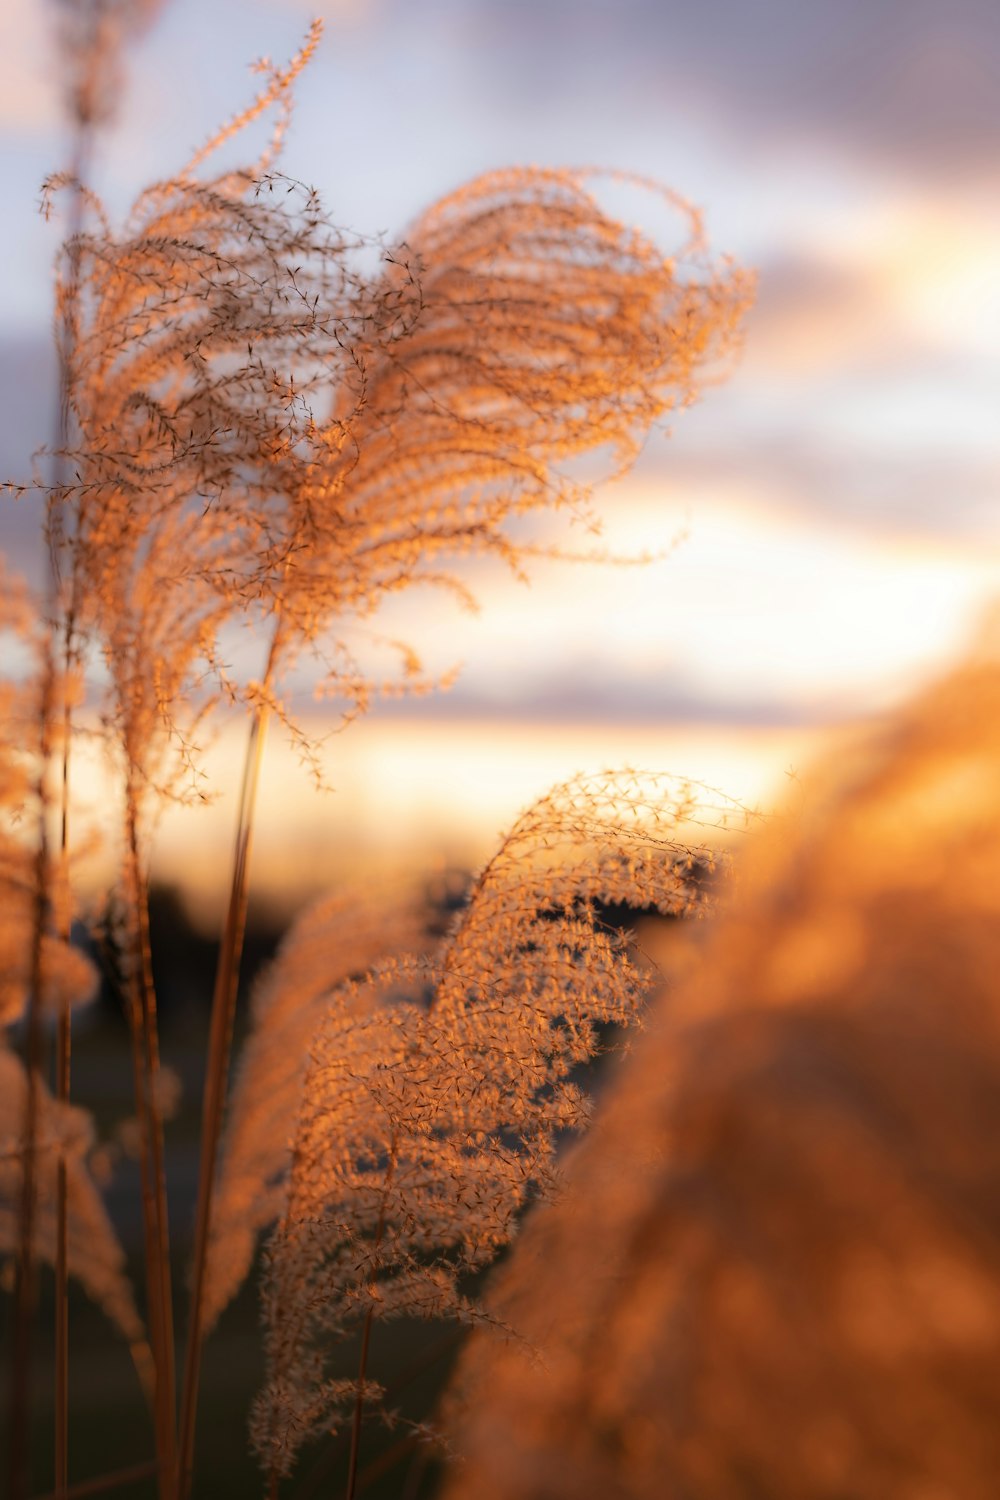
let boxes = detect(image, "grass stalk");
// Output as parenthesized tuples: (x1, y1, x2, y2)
(7, 630, 57, 1500)
(124, 784, 177, 1500)
(31, 1458, 159, 1500)
(49, 125, 90, 1499)
(397, 1442, 431, 1500)
(177, 636, 279, 1500)
(54, 1042, 69, 1495)
(9, 121, 85, 1490)
(345, 1309, 377, 1500)
(345, 1140, 397, 1500)
(8, 953, 44, 1500)
(291, 1330, 462, 1500)
(54, 691, 74, 1495)
(355, 1435, 420, 1498)
(122, 942, 168, 1469)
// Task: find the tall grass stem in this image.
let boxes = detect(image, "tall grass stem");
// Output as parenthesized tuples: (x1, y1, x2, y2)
(124, 787, 178, 1500)
(52, 129, 91, 1500)
(31, 1458, 159, 1500)
(345, 1139, 397, 1500)
(177, 690, 273, 1500)
(7, 645, 57, 1500)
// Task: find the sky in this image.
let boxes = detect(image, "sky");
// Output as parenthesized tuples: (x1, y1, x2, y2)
(2, 0, 999, 911)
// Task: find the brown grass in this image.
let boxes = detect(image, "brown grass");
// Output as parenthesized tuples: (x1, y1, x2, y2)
(3, 15, 751, 1500)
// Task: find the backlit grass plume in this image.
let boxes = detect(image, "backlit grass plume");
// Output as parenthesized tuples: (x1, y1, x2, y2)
(7, 17, 754, 1498)
(202, 884, 433, 1334)
(0, 567, 117, 1495)
(0, 738, 93, 1034)
(35, 37, 424, 1487)
(43, 21, 412, 778)
(33, 32, 748, 1491)
(277, 167, 753, 684)
(44, 24, 752, 748)
(251, 772, 749, 1489)
(0, 570, 90, 1023)
(442, 653, 1000, 1500)
(0, 1046, 151, 1393)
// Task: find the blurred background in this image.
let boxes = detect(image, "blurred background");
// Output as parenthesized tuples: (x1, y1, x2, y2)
(3, 0, 999, 923)
(3, 5, 1000, 1496)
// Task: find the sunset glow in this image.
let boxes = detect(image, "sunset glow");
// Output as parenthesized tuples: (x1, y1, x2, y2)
(64, 712, 835, 924)
(3, 11, 997, 853)
(3, 4, 998, 1497)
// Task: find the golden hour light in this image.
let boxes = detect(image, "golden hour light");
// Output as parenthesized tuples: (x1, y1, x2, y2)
(469, 485, 1000, 703)
(65, 714, 826, 924)
(863, 199, 1000, 355)
(2, 4, 999, 1499)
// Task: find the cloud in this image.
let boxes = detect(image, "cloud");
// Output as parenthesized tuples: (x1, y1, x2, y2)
(455, 0, 1000, 183)
(269, 0, 381, 26)
(0, 0, 59, 132)
(375, 673, 831, 729)
(744, 254, 898, 376)
(645, 425, 1000, 545)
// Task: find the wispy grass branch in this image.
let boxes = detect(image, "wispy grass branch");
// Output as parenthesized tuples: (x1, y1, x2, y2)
(252, 772, 750, 1488)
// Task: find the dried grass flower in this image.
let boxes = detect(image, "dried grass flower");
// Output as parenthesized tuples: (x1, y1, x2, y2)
(441, 656, 1000, 1500)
